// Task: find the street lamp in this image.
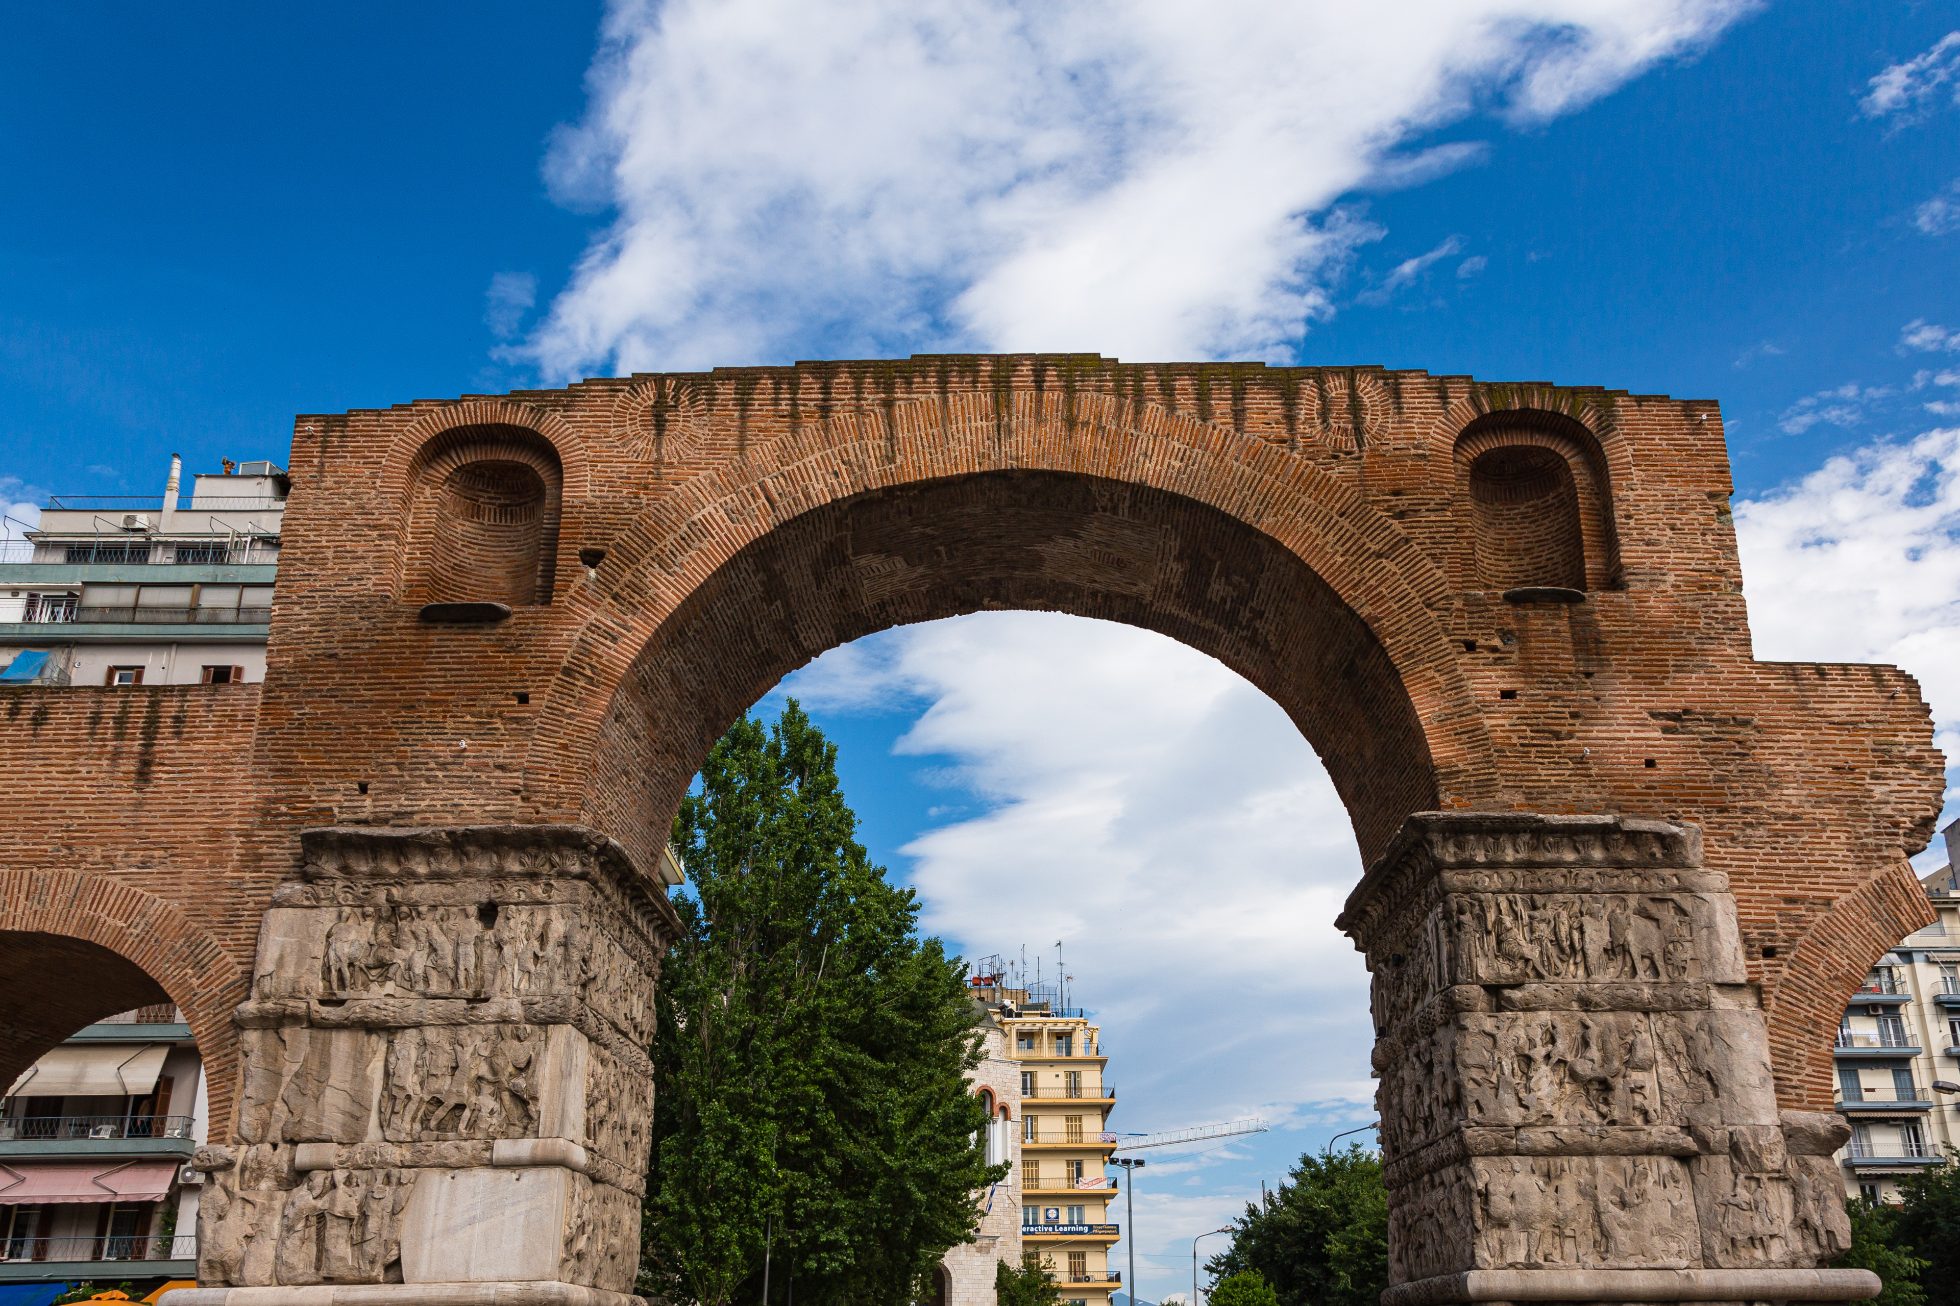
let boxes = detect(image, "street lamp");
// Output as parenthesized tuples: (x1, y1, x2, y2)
(1324, 1121, 1380, 1155)
(1194, 1226, 1232, 1306)
(1112, 1156, 1145, 1304)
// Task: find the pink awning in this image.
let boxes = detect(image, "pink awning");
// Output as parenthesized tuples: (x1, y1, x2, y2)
(0, 1160, 178, 1204)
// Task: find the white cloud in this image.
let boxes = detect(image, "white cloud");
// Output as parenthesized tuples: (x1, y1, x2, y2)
(1456, 254, 1489, 279)
(1901, 320, 1960, 354)
(1861, 31, 1960, 121)
(1731, 339, 1784, 369)
(1777, 382, 1893, 435)
(1735, 423, 1960, 814)
(1914, 180, 1960, 236)
(0, 476, 42, 542)
(521, 0, 1754, 375)
(484, 272, 538, 341)
(1358, 236, 1464, 305)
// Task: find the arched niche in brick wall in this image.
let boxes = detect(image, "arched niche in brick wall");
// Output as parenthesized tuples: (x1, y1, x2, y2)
(399, 423, 564, 606)
(1452, 410, 1620, 592)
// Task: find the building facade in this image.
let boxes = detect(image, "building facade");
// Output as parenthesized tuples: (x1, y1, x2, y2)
(933, 1009, 1024, 1306)
(1833, 820, 1960, 1202)
(0, 1005, 206, 1295)
(0, 455, 284, 688)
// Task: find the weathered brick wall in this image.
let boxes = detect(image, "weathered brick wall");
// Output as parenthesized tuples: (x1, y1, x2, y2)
(0, 358, 1943, 1121)
(0, 684, 262, 1124)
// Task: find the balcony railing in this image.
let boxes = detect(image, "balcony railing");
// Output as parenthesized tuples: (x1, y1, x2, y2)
(1939, 978, 1960, 996)
(1836, 1031, 1918, 1050)
(45, 494, 283, 511)
(1022, 1084, 1115, 1099)
(0, 541, 281, 566)
(1855, 977, 1908, 997)
(69, 604, 271, 625)
(1837, 1085, 1928, 1105)
(1847, 1140, 1934, 1159)
(1045, 1270, 1122, 1284)
(0, 1114, 195, 1141)
(0, 1233, 195, 1264)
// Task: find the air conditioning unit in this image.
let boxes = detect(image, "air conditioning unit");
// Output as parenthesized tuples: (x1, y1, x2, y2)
(120, 513, 153, 532)
(163, 1120, 191, 1139)
(177, 1164, 204, 1187)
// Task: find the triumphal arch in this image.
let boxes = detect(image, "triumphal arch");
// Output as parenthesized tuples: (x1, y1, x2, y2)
(0, 357, 1942, 1304)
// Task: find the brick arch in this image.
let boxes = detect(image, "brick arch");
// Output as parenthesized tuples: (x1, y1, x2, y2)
(0, 870, 244, 1130)
(522, 390, 1502, 872)
(400, 427, 565, 605)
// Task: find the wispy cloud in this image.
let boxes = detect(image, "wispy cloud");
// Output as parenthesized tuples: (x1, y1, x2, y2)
(1913, 180, 1960, 236)
(1732, 339, 1785, 369)
(1861, 31, 1960, 122)
(1357, 235, 1465, 305)
(519, 0, 1756, 375)
(1902, 319, 1960, 354)
(1456, 254, 1488, 280)
(484, 272, 539, 341)
(1778, 382, 1893, 435)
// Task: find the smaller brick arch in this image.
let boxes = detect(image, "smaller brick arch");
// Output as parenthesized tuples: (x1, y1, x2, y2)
(1452, 410, 1620, 591)
(0, 870, 244, 1131)
(399, 424, 565, 606)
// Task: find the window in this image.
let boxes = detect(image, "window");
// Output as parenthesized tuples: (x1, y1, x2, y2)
(1900, 1121, 1926, 1156)
(1066, 1205, 1085, 1224)
(1017, 1034, 1037, 1051)
(1066, 1159, 1085, 1184)
(64, 542, 150, 565)
(1947, 1016, 1960, 1047)
(1024, 1115, 1038, 1142)
(1892, 1067, 1918, 1100)
(24, 593, 77, 623)
(1022, 1070, 1036, 1097)
(1065, 1115, 1084, 1143)
(201, 664, 244, 684)
(1839, 1068, 1864, 1103)
(105, 665, 144, 686)
(0, 1206, 37, 1259)
(103, 1205, 147, 1260)
(1022, 1160, 1041, 1190)
(1055, 1034, 1073, 1057)
(1065, 1070, 1081, 1096)
(1024, 1205, 1041, 1228)
(1860, 1183, 1881, 1204)
(1877, 1014, 1909, 1046)
(173, 543, 230, 565)
(1067, 1252, 1087, 1280)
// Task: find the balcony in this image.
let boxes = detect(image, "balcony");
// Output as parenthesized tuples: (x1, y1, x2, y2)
(1836, 1086, 1934, 1114)
(1834, 1032, 1921, 1058)
(1843, 1140, 1946, 1170)
(1045, 1269, 1122, 1287)
(0, 1114, 196, 1159)
(1022, 1084, 1116, 1100)
(1934, 978, 1960, 1009)
(0, 603, 272, 644)
(1023, 1137, 1121, 1152)
(0, 1232, 196, 1281)
(1848, 978, 1910, 1005)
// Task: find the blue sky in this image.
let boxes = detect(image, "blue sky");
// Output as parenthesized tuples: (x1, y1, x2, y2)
(6, 4, 1960, 1302)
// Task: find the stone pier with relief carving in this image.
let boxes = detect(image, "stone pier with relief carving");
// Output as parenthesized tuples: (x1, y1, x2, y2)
(1339, 814, 1875, 1306)
(170, 826, 675, 1306)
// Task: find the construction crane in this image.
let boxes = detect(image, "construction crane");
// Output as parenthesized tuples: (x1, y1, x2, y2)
(1109, 1117, 1268, 1152)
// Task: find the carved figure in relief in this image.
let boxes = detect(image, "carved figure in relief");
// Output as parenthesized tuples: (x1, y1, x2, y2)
(276, 1171, 332, 1282)
(324, 911, 368, 993)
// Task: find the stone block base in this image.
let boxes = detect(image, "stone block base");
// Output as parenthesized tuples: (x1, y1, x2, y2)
(160, 1285, 645, 1306)
(1381, 1268, 1880, 1305)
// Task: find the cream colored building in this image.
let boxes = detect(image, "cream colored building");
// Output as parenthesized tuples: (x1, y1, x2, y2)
(1832, 822, 1960, 1202)
(931, 970, 1120, 1306)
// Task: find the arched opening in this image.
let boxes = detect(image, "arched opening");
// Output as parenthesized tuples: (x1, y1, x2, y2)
(583, 469, 1447, 875)
(400, 424, 563, 606)
(0, 934, 210, 1295)
(1452, 412, 1619, 592)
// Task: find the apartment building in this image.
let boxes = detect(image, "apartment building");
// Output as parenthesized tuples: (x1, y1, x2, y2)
(930, 1008, 1023, 1306)
(1832, 820, 1960, 1202)
(0, 1006, 206, 1298)
(980, 969, 1119, 1306)
(0, 455, 284, 688)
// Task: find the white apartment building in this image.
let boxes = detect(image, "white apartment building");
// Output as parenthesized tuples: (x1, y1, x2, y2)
(0, 454, 284, 688)
(1833, 820, 1960, 1201)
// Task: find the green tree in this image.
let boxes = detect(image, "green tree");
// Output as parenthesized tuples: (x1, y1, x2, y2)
(1893, 1152, 1960, 1306)
(1835, 1198, 1927, 1306)
(640, 701, 1003, 1306)
(1206, 1144, 1387, 1306)
(995, 1253, 1063, 1306)
(1210, 1269, 1282, 1306)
